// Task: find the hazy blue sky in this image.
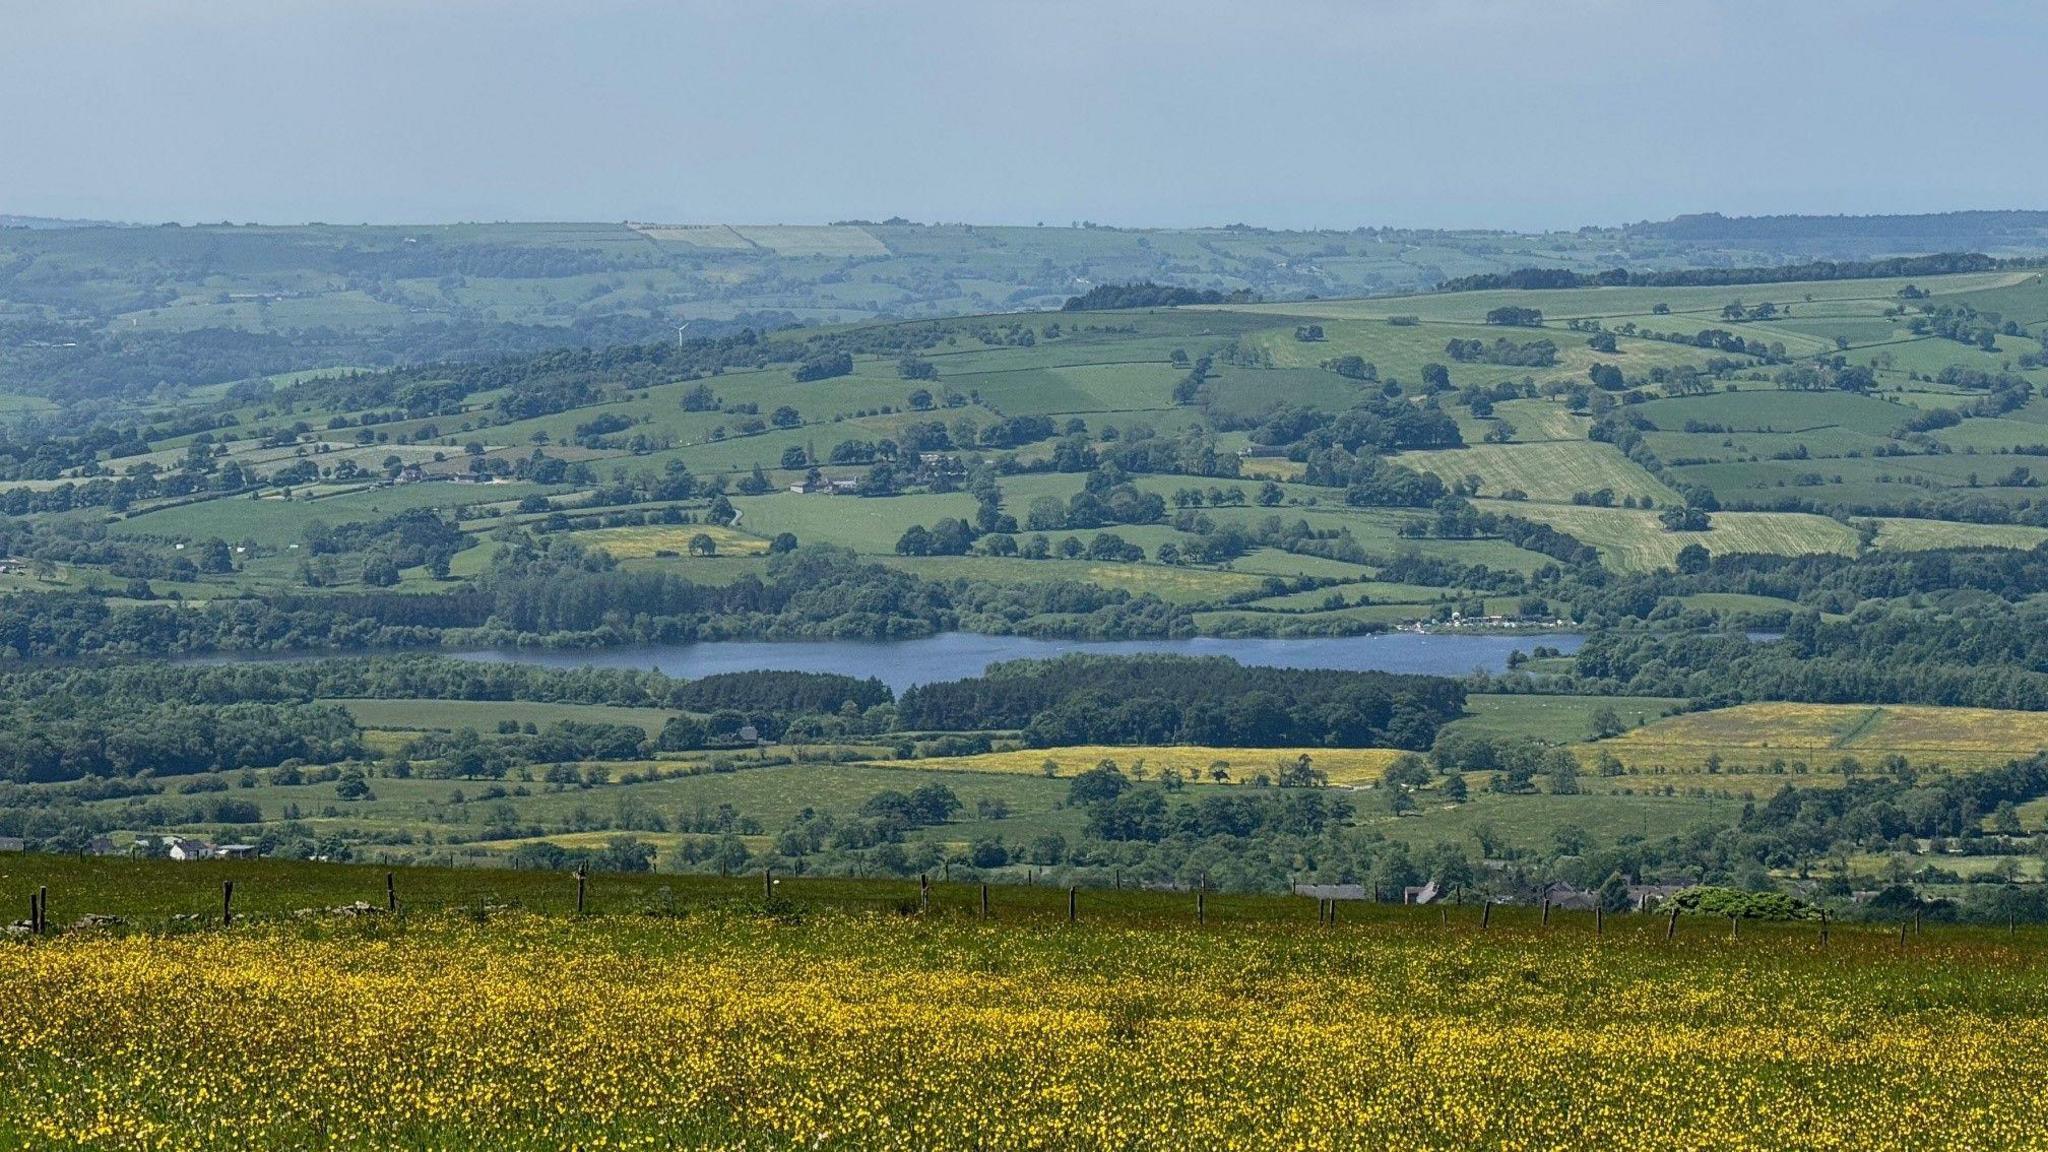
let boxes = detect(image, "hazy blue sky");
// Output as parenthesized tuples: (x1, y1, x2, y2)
(4, 1, 2042, 230)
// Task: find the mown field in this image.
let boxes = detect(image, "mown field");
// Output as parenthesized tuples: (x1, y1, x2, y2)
(1483, 501, 1862, 572)
(1399, 441, 1677, 506)
(2, 861, 2045, 1151)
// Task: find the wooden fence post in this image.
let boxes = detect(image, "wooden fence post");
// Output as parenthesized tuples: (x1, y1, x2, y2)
(1899, 920, 1909, 949)
(1197, 889, 1206, 926)
(221, 881, 234, 928)
(979, 883, 989, 920)
(1728, 914, 1738, 941)
(575, 870, 587, 916)
(919, 873, 930, 913)
(1820, 909, 1829, 948)
(30, 888, 42, 936)
(762, 868, 773, 902)
(1067, 886, 1077, 924)
(1665, 905, 1680, 942)
(38, 886, 48, 935)
(1440, 903, 1448, 928)
(1328, 899, 1338, 927)
(1480, 901, 1491, 930)
(1914, 910, 1922, 937)
(1595, 904, 1604, 937)
(386, 871, 397, 913)
(1540, 898, 1550, 928)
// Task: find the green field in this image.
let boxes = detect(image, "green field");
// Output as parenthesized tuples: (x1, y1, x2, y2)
(1446, 694, 1686, 743)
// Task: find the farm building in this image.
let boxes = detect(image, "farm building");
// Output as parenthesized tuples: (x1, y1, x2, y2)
(165, 837, 217, 862)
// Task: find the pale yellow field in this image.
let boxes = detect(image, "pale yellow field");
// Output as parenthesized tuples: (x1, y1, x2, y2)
(1871, 517, 2048, 553)
(1482, 501, 1859, 571)
(1401, 442, 1676, 505)
(866, 745, 1407, 787)
(634, 222, 888, 257)
(573, 523, 768, 558)
(633, 223, 757, 249)
(729, 224, 889, 256)
(1491, 398, 1593, 442)
(1590, 702, 2048, 772)
(1237, 456, 1306, 481)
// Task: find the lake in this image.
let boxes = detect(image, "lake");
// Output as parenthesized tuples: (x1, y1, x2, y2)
(454, 631, 1584, 693)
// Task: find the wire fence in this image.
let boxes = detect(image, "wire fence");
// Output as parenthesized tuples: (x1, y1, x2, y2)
(8, 863, 2035, 952)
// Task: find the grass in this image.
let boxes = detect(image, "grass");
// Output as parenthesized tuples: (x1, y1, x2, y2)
(113, 482, 551, 542)
(1870, 517, 2048, 552)
(571, 522, 769, 558)
(882, 554, 1271, 603)
(733, 491, 980, 553)
(1446, 694, 1685, 743)
(1593, 702, 2048, 771)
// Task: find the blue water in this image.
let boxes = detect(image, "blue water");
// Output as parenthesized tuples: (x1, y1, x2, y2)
(453, 631, 1585, 693)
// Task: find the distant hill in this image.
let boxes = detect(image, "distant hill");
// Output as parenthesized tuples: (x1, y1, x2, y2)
(1629, 211, 2048, 256)
(5, 211, 2048, 400)
(0, 213, 128, 229)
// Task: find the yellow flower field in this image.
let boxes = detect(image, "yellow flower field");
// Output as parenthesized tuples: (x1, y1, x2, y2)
(2, 910, 2046, 1150)
(867, 744, 1407, 787)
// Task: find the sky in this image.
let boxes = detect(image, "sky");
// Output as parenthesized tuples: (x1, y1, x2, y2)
(3, 0, 2044, 232)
